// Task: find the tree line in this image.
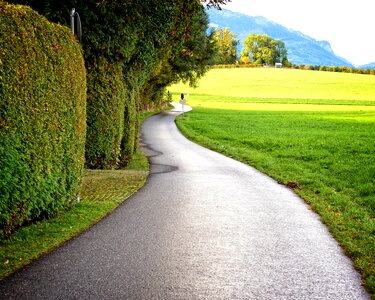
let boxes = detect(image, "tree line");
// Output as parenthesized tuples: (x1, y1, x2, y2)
(211, 30, 287, 66)
(211, 27, 375, 75)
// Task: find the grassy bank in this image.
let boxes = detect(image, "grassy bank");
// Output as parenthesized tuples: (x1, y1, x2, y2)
(170, 67, 375, 295)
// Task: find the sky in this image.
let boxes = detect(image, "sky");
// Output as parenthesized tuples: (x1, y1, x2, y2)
(224, 0, 375, 66)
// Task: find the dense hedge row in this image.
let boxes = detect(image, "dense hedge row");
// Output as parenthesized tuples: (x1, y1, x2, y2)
(6, 0, 217, 169)
(85, 60, 125, 168)
(85, 64, 142, 168)
(121, 69, 140, 166)
(0, 3, 86, 238)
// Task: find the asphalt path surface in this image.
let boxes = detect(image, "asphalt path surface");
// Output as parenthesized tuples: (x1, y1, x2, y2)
(0, 104, 369, 299)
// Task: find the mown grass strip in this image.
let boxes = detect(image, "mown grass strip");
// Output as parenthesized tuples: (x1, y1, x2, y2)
(178, 94, 375, 107)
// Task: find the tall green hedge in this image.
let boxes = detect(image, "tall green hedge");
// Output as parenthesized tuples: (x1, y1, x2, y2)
(6, 0, 216, 170)
(85, 59, 125, 168)
(0, 3, 87, 238)
(120, 68, 140, 166)
(85, 64, 140, 169)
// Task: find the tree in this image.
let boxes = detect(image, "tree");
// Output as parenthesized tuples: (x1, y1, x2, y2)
(274, 39, 288, 65)
(201, 0, 231, 9)
(212, 27, 238, 64)
(140, 4, 216, 107)
(241, 34, 288, 65)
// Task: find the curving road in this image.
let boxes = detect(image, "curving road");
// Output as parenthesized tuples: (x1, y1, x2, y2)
(0, 104, 369, 299)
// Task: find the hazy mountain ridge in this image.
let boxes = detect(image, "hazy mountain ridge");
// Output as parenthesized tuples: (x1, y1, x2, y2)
(207, 8, 353, 67)
(361, 61, 375, 69)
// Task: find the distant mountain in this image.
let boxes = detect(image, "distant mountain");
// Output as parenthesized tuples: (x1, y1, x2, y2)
(207, 8, 353, 67)
(360, 62, 375, 69)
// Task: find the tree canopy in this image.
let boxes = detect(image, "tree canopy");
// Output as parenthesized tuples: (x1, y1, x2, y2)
(202, 0, 231, 9)
(211, 27, 238, 64)
(241, 34, 288, 65)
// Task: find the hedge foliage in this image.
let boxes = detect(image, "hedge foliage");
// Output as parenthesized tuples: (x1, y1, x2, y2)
(0, 3, 87, 238)
(8, 0, 218, 169)
(85, 60, 125, 168)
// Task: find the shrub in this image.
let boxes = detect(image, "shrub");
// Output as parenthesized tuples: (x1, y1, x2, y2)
(239, 56, 251, 64)
(304, 65, 315, 70)
(0, 3, 86, 238)
(319, 66, 327, 71)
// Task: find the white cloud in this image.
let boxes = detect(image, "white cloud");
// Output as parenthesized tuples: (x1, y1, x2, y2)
(224, 0, 375, 65)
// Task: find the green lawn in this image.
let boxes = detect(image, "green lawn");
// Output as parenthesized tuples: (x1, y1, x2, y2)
(170, 67, 375, 296)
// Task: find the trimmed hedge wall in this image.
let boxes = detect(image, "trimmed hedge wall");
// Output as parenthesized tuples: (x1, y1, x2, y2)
(121, 69, 140, 166)
(85, 60, 125, 169)
(85, 64, 140, 169)
(0, 3, 87, 238)
(4, 1, 212, 171)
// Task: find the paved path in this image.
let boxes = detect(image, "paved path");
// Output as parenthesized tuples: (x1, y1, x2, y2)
(0, 104, 369, 299)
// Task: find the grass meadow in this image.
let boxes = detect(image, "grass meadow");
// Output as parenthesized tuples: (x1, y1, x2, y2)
(170, 68, 375, 295)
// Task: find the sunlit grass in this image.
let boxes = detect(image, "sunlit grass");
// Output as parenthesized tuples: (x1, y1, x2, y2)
(189, 101, 375, 112)
(174, 68, 375, 103)
(170, 67, 375, 296)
